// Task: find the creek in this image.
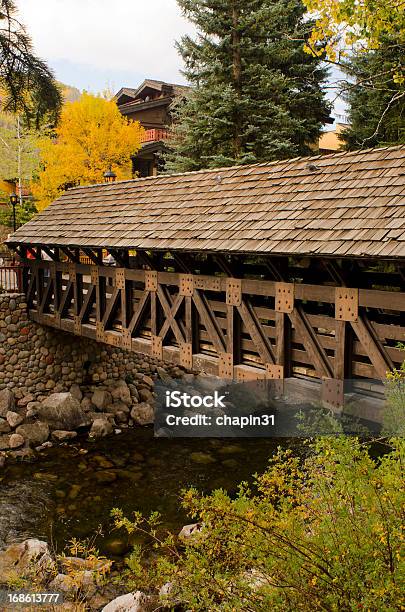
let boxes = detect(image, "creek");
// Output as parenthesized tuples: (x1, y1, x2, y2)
(0, 429, 298, 557)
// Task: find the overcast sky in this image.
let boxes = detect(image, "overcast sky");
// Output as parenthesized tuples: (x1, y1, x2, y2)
(16, 0, 192, 93)
(15, 0, 345, 116)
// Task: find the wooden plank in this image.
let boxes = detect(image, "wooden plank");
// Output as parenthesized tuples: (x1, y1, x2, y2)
(193, 289, 226, 354)
(359, 288, 405, 311)
(351, 317, 394, 379)
(334, 320, 352, 379)
(127, 292, 150, 335)
(96, 275, 106, 323)
(275, 311, 292, 377)
(78, 285, 96, 324)
(157, 286, 185, 345)
(59, 281, 73, 318)
(288, 306, 333, 378)
(158, 292, 185, 344)
(185, 296, 193, 344)
(38, 277, 53, 315)
(102, 287, 121, 329)
(237, 298, 275, 364)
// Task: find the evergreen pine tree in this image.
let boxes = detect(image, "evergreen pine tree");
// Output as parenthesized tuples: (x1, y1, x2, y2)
(166, 0, 330, 172)
(342, 41, 405, 149)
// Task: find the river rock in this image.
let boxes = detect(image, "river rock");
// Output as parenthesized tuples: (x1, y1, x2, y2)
(51, 570, 98, 598)
(156, 367, 171, 383)
(128, 384, 139, 402)
(102, 591, 155, 612)
(18, 394, 34, 406)
(69, 384, 83, 402)
(51, 430, 78, 442)
(0, 418, 11, 434)
(130, 402, 154, 426)
(8, 433, 24, 449)
(138, 388, 154, 403)
(0, 389, 14, 417)
(190, 451, 216, 464)
(0, 539, 56, 584)
(142, 375, 154, 388)
(6, 410, 24, 428)
(38, 393, 89, 431)
(90, 418, 114, 438)
(178, 523, 204, 541)
(81, 396, 93, 412)
(16, 422, 50, 446)
(94, 470, 117, 484)
(92, 389, 113, 411)
(0, 435, 11, 450)
(110, 380, 132, 406)
(48, 573, 76, 596)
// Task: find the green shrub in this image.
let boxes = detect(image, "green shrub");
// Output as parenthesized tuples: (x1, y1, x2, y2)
(112, 436, 404, 611)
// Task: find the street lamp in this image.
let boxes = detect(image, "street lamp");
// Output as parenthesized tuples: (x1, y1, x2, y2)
(9, 192, 18, 232)
(103, 167, 117, 183)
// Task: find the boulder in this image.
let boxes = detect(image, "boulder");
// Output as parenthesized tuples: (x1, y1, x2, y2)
(51, 430, 78, 442)
(16, 422, 49, 446)
(90, 419, 114, 439)
(37, 393, 89, 431)
(110, 380, 132, 406)
(8, 433, 24, 449)
(6, 410, 24, 428)
(102, 591, 155, 612)
(0, 389, 14, 417)
(0, 539, 56, 584)
(130, 403, 154, 426)
(92, 389, 112, 411)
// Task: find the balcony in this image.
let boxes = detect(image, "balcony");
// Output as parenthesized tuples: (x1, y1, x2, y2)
(140, 128, 170, 144)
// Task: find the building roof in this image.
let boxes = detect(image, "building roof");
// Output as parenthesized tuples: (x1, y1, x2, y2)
(115, 79, 191, 106)
(7, 146, 405, 259)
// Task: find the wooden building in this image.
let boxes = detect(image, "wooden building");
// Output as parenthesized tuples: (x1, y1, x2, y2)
(6, 145, 405, 408)
(115, 79, 190, 177)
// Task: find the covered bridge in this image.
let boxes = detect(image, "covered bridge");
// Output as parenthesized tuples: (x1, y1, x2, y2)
(6, 145, 405, 407)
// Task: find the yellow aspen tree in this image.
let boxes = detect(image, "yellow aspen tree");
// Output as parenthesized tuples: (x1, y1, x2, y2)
(303, 0, 405, 64)
(32, 93, 143, 210)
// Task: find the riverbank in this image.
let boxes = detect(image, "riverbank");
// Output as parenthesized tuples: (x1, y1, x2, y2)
(0, 429, 290, 610)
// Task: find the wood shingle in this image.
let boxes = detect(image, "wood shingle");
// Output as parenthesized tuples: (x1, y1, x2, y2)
(7, 145, 405, 259)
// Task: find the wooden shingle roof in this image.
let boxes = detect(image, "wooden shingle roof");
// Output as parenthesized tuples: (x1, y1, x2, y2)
(7, 145, 405, 259)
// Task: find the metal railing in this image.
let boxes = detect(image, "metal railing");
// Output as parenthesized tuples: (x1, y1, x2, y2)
(0, 263, 23, 293)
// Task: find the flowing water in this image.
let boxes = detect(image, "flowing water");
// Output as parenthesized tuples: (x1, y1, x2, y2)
(0, 429, 298, 556)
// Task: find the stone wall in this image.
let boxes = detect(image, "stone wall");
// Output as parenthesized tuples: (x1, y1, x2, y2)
(0, 293, 182, 403)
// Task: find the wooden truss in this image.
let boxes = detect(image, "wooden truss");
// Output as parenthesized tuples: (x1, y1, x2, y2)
(24, 259, 405, 407)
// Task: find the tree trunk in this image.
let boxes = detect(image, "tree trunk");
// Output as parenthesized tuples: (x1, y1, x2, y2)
(231, 1, 242, 159)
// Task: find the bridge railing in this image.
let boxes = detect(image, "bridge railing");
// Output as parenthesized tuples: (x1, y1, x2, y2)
(0, 262, 23, 293)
